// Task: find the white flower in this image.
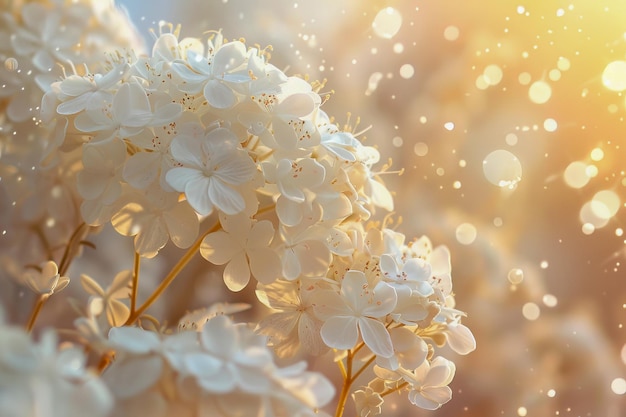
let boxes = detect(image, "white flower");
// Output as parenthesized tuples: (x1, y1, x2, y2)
(403, 356, 456, 410)
(111, 184, 199, 258)
(80, 270, 131, 327)
(22, 261, 69, 296)
(375, 327, 429, 371)
(171, 41, 250, 109)
(54, 61, 130, 115)
(200, 212, 281, 291)
(74, 80, 181, 142)
(352, 386, 384, 417)
(256, 279, 328, 357)
(442, 320, 476, 355)
(165, 127, 257, 216)
(312, 270, 397, 357)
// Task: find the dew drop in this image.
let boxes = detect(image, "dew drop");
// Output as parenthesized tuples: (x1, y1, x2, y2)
(508, 268, 524, 284)
(482, 149, 522, 189)
(372, 7, 403, 39)
(602, 61, 626, 92)
(528, 80, 552, 104)
(456, 223, 477, 245)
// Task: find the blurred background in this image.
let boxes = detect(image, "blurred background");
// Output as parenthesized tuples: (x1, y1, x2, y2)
(78, 0, 626, 415)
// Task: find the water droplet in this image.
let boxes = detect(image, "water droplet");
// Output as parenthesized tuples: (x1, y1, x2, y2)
(602, 61, 626, 92)
(456, 223, 477, 245)
(540, 260, 549, 269)
(483, 149, 522, 189)
(4, 57, 18, 72)
(444, 121, 455, 131)
(508, 268, 524, 284)
(547, 389, 556, 398)
(372, 7, 403, 39)
(522, 302, 541, 320)
(528, 81, 552, 104)
(517, 406, 528, 417)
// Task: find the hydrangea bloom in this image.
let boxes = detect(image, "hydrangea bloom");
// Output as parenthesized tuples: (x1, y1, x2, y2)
(0, 2, 475, 416)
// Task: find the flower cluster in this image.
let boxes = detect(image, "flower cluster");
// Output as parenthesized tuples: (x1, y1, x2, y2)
(0, 1, 475, 416)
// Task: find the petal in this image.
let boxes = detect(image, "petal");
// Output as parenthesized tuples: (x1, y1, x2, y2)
(207, 179, 245, 215)
(165, 166, 204, 192)
(200, 315, 237, 357)
(107, 299, 131, 327)
(204, 79, 237, 109)
(80, 274, 104, 296)
(223, 252, 251, 292)
(320, 316, 358, 350)
(247, 248, 281, 284)
(108, 327, 161, 353)
(169, 136, 204, 167)
(102, 355, 163, 399)
(163, 201, 199, 249)
(444, 323, 476, 355)
(408, 389, 443, 410)
(212, 41, 247, 75)
(358, 317, 393, 358)
(200, 231, 241, 264)
(363, 282, 397, 317)
(123, 152, 159, 189)
(185, 176, 214, 216)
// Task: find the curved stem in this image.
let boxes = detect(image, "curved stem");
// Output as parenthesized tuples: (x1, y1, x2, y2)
(334, 350, 354, 417)
(381, 381, 409, 397)
(58, 222, 87, 276)
(350, 354, 376, 385)
(26, 294, 48, 332)
(124, 221, 221, 325)
(130, 251, 140, 315)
